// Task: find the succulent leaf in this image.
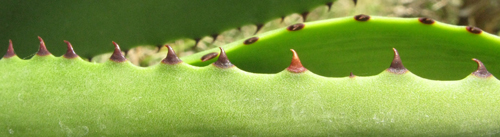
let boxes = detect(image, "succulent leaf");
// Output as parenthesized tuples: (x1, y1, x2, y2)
(0, 0, 335, 57)
(183, 16, 500, 80)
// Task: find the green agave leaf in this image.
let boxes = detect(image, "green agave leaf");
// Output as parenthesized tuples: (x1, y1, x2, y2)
(0, 0, 334, 58)
(183, 16, 500, 80)
(1, 45, 499, 136)
(2, 15, 500, 135)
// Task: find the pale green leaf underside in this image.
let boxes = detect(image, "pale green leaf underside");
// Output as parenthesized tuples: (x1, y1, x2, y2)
(0, 0, 333, 58)
(1, 53, 500, 136)
(183, 16, 500, 80)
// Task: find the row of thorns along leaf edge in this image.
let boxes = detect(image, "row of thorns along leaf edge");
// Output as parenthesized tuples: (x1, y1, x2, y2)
(1, 14, 493, 79)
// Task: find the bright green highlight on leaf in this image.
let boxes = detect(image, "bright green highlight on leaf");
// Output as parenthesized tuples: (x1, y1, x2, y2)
(183, 16, 500, 80)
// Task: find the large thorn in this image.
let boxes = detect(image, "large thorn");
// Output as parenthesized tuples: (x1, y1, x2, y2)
(110, 41, 127, 62)
(471, 58, 492, 78)
(3, 40, 16, 58)
(63, 40, 79, 59)
(213, 47, 233, 68)
(36, 36, 51, 56)
(387, 48, 408, 74)
(287, 49, 307, 73)
(353, 0, 357, 6)
(161, 45, 182, 65)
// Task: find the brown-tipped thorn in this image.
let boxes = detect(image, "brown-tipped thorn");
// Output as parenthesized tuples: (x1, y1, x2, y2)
(353, 0, 357, 6)
(466, 26, 482, 34)
(326, 2, 333, 11)
(213, 47, 233, 68)
(287, 49, 307, 73)
(3, 39, 16, 58)
(63, 40, 78, 59)
(387, 48, 408, 74)
(280, 16, 285, 23)
(109, 41, 127, 62)
(36, 36, 51, 56)
(472, 58, 492, 78)
(418, 17, 435, 24)
(201, 52, 218, 62)
(287, 23, 305, 31)
(301, 12, 309, 22)
(255, 24, 264, 34)
(243, 37, 259, 45)
(161, 45, 182, 65)
(211, 34, 219, 44)
(349, 72, 356, 78)
(354, 14, 370, 21)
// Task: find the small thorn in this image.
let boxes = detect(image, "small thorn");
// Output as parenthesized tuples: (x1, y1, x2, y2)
(301, 12, 309, 22)
(472, 58, 492, 78)
(418, 17, 435, 24)
(466, 26, 482, 34)
(161, 45, 182, 65)
(156, 44, 163, 52)
(63, 40, 78, 59)
(3, 39, 16, 58)
(349, 72, 356, 78)
(280, 16, 285, 23)
(237, 27, 242, 31)
(387, 48, 407, 74)
(353, 0, 357, 6)
(255, 24, 264, 34)
(123, 49, 130, 57)
(110, 41, 127, 62)
(213, 47, 233, 68)
(287, 23, 305, 31)
(243, 37, 259, 45)
(191, 38, 202, 50)
(211, 34, 219, 44)
(354, 14, 370, 21)
(287, 49, 307, 73)
(201, 52, 218, 62)
(326, 2, 333, 11)
(36, 36, 51, 56)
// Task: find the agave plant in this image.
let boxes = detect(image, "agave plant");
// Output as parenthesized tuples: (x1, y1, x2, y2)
(1, 0, 500, 136)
